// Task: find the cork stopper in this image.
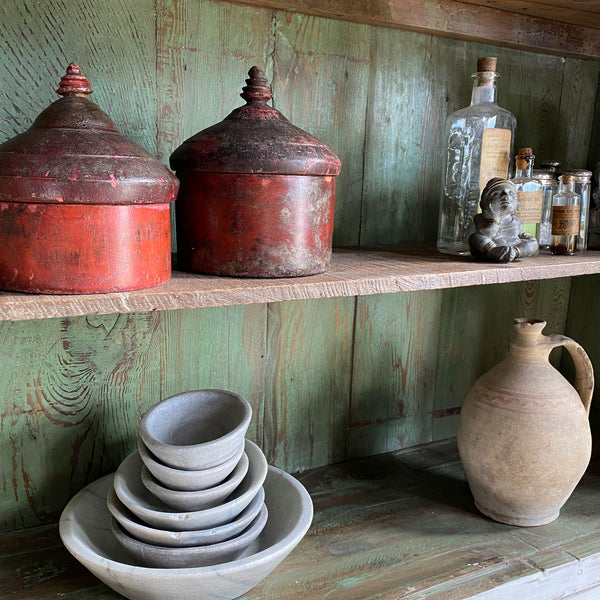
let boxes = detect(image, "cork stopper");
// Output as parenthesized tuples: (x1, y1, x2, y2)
(477, 57, 497, 73)
(56, 63, 93, 97)
(240, 66, 273, 104)
(561, 174, 576, 183)
(518, 147, 534, 157)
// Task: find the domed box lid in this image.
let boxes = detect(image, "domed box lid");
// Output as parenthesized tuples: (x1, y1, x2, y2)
(0, 63, 179, 204)
(169, 66, 341, 176)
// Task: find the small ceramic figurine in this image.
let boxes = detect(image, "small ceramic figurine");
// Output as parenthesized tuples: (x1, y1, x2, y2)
(469, 178, 539, 262)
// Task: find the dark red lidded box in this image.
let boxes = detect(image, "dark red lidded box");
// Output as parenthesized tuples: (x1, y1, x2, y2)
(170, 66, 341, 278)
(0, 63, 179, 294)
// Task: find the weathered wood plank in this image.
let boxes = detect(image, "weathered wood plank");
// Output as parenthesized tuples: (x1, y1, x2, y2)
(0, 305, 266, 531)
(228, 0, 600, 59)
(0, 0, 158, 153)
(455, 0, 600, 28)
(360, 29, 454, 244)
(156, 0, 275, 165)
(263, 297, 354, 471)
(348, 290, 442, 458)
(271, 11, 371, 245)
(2, 246, 600, 321)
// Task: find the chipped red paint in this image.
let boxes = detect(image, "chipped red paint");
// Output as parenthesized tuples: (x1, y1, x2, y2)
(171, 66, 340, 278)
(0, 64, 178, 294)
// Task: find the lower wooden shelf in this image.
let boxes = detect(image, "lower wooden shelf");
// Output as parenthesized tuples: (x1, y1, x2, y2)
(2, 439, 600, 599)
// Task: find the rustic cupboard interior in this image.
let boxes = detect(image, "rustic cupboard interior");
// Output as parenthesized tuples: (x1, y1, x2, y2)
(1, 0, 600, 598)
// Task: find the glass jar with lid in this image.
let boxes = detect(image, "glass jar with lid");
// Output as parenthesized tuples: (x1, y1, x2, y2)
(562, 169, 592, 250)
(532, 169, 558, 249)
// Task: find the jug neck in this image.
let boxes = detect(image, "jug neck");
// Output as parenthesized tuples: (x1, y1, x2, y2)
(508, 318, 553, 363)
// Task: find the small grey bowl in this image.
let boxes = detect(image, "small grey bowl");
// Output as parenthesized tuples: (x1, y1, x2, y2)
(141, 451, 249, 511)
(139, 390, 252, 470)
(106, 485, 265, 548)
(113, 440, 268, 531)
(138, 437, 245, 491)
(110, 504, 268, 568)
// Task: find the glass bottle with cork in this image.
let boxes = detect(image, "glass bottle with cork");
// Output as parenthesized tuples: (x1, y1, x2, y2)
(512, 148, 544, 242)
(437, 57, 517, 255)
(551, 174, 581, 255)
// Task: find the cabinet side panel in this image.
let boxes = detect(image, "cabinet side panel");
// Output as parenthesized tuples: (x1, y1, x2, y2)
(264, 298, 354, 472)
(0, 0, 158, 153)
(432, 278, 572, 441)
(348, 291, 442, 458)
(271, 11, 371, 246)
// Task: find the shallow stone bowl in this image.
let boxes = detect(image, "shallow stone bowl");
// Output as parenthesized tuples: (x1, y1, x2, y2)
(138, 437, 245, 491)
(113, 441, 268, 531)
(106, 485, 265, 548)
(141, 450, 249, 511)
(60, 466, 313, 600)
(110, 503, 268, 568)
(139, 390, 252, 470)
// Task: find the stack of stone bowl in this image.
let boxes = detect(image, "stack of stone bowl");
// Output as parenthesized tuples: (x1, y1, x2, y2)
(106, 390, 269, 568)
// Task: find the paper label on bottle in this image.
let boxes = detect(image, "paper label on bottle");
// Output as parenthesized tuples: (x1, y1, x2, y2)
(479, 128, 512, 189)
(516, 190, 543, 223)
(551, 205, 580, 235)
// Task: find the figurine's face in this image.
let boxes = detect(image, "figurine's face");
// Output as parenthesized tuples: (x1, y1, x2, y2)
(484, 183, 518, 219)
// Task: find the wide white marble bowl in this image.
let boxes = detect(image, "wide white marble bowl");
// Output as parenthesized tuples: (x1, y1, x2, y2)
(110, 503, 268, 568)
(106, 486, 265, 548)
(113, 441, 267, 531)
(60, 466, 313, 600)
(139, 390, 252, 470)
(140, 450, 249, 511)
(138, 437, 244, 491)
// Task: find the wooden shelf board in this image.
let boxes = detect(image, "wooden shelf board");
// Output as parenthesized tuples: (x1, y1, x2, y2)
(3, 439, 600, 599)
(229, 0, 600, 60)
(2, 244, 600, 321)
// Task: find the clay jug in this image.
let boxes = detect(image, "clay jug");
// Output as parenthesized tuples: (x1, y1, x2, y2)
(457, 318, 594, 526)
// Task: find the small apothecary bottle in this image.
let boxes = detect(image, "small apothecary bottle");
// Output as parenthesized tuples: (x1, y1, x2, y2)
(562, 169, 592, 251)
(512, 148, 544, 242)
(551, 174, 581, 255)
(437, 56, 517, 255)
(532, 169, 558, 249)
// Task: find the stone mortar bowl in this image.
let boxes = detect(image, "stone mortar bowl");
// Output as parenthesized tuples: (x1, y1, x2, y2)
(106, 486, 265, 548)
(113, 441, 267, 531)
(138, 437, 245, 491)
(139, 390, 252, 470)
(140, 450, 249, 511)
(110, 504, 268, 568)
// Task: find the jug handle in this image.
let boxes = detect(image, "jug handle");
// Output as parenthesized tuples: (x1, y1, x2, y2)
(547, 334, 594, 416)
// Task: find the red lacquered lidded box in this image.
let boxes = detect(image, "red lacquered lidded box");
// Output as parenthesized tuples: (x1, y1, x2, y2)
(170, 66, 341, 278)
(0, 64, 179, 294)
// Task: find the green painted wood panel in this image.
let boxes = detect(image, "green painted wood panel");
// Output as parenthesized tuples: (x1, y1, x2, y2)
(0, 0, 158, 153)
(264, 298, 354, 472)
(0, 305, 265, 531)
(348, 290, 443, 458)
(271, 12, 371, 245)
(360, 29, 454, 244)
(156, 0, 275, 164)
